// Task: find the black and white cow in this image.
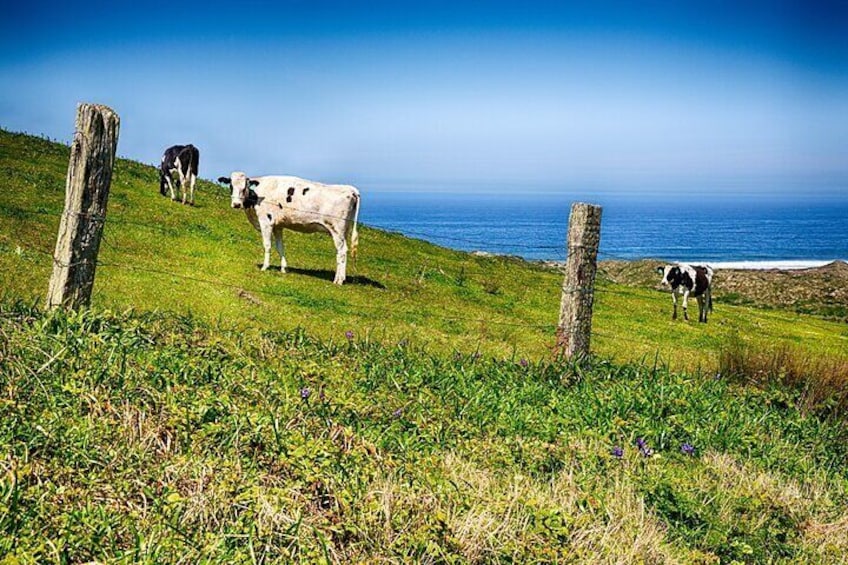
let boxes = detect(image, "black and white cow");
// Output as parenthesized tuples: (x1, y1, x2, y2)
(160, 144, 199, 205)
(218, 172, 360, 285)
(657, 263, 714, 323)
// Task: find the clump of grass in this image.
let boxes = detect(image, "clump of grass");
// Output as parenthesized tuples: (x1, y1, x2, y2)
(719, 337, 848, 419)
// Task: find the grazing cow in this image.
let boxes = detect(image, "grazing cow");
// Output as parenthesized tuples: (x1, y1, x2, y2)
(160, 144, 199, 205)
(218, 171, 360, 285)
(657, 263, 714, 323)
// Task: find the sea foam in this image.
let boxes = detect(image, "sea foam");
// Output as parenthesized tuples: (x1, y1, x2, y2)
(704, 260, 847, 270)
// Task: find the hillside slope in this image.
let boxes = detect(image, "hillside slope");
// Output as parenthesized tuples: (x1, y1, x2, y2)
(1, 128, 846, 369)
(600, 259, 848, 321)
(1, 305, 846, 562)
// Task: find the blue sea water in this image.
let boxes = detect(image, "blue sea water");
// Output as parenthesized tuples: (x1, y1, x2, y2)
(361, 192, 848, 265)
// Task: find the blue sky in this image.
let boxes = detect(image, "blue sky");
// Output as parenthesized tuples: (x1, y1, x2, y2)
(1, 1, 846, 198)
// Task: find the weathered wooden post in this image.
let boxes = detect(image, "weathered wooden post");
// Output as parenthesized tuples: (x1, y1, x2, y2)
(46, 103, 120, 310)
(556, 202, 602, 359)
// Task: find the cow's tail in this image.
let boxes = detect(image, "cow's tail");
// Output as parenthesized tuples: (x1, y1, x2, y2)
(349, 191, 360, 260)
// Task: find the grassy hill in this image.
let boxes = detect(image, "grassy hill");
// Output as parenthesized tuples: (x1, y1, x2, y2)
(1, 128, 848, 562)
(1, 129, 846, 370)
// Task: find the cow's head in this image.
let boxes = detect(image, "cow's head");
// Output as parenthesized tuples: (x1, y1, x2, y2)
(657, 265, 682, 288)
(217, 172, 259, 208)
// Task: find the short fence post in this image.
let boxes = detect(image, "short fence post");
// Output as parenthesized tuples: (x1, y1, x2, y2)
(46, 103, 120, 310)
(556, 202, 602, 359)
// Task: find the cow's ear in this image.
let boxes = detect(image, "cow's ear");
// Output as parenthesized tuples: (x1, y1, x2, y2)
(656, 266, 664, 274)
(249, 179, 260, 187)
(217, 176, 230, 184)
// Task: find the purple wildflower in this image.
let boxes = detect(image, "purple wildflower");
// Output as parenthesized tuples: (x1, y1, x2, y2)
(345, 330, 354, 341)
(681, 443, 695, 456)
(635, 437, 647, 449)
(611, 446, 623, 458)
(300, 387, 311, 400)
(519, 358, 529, 368)
(640, 446, 654, 458)
(392, 408, 403, 419)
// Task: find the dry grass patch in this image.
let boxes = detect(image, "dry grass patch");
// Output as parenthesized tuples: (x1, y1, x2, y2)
(719, 339, 848, 418)
(439, 452, 678, 564)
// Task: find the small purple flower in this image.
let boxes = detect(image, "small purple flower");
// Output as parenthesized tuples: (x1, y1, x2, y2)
(635, 437, 647, 449)
(681, 443, 695, 456)
(345, 330, 354, 341)
(392, 408, 403, 419)
(640, 446, 653, 457)
(300, 387, 311, 400)
(519, 358, 529, 368)
(611, 446, 623, 458)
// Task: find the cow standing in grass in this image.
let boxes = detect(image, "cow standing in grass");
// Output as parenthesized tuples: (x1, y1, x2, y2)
(218, 171, 360, 285)
(160, 144, 199, 205)
(657, 263, 714, 323)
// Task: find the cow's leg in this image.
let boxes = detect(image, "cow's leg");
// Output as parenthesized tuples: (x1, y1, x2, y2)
(187, 173, 196, 206)
(260, 222, 273, 271)
(671, 291, 678, 319)
(697, 295, 706, 323)
(178, 173, 188, 205)
(165, 174, 177, 200)
(682, 289, 690, 321)
(331, 231, 348, 285)
(273, 225, 286, 273)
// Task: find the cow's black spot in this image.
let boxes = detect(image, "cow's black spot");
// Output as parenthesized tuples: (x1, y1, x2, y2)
(302, 187, 310, 195)
(244, 189, 259, 209)
(278, 203, 283, 209)
(287, 187, 295, 203)
(680, 271, 694, 292)
(267, 213, 272, 221)
(693, 267, 709, 296)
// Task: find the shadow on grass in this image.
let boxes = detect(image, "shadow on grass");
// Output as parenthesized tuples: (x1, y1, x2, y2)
(256, 265, 386, 289)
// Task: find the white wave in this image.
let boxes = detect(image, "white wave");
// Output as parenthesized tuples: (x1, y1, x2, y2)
(705, 260, 847, 270)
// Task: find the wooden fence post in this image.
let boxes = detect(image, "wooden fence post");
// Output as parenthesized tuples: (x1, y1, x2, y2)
(556, 202, 602, 359)
(46, 103, 120, 310)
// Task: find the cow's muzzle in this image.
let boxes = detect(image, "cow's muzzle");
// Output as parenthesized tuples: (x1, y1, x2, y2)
(231, 202, 242, 209)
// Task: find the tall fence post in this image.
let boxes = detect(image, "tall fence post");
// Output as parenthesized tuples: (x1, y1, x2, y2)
(556, 202, 602, 359)
(46, 103, 120, 310)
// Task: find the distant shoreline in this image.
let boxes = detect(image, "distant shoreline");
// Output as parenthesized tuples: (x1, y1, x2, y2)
(538, 258, 848, 272)
(704, 260, 848, 271)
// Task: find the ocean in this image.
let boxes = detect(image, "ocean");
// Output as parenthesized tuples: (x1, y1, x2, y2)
(361, 193, 848, 268)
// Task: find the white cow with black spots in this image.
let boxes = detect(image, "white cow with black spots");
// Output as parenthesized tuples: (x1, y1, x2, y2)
(218, 172, 360, 285)
(657, 263, 714, 323)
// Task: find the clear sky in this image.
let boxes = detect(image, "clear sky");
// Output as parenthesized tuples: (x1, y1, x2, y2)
(1, 0, 846, 198)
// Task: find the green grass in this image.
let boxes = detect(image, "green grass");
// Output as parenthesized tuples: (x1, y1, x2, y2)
(1, 129, 846, 372)
(1, 305, 847, 563)
(2, 128, 848, 562)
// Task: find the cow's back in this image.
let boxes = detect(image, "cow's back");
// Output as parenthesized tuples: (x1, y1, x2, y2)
(253, 176, 358, 224)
